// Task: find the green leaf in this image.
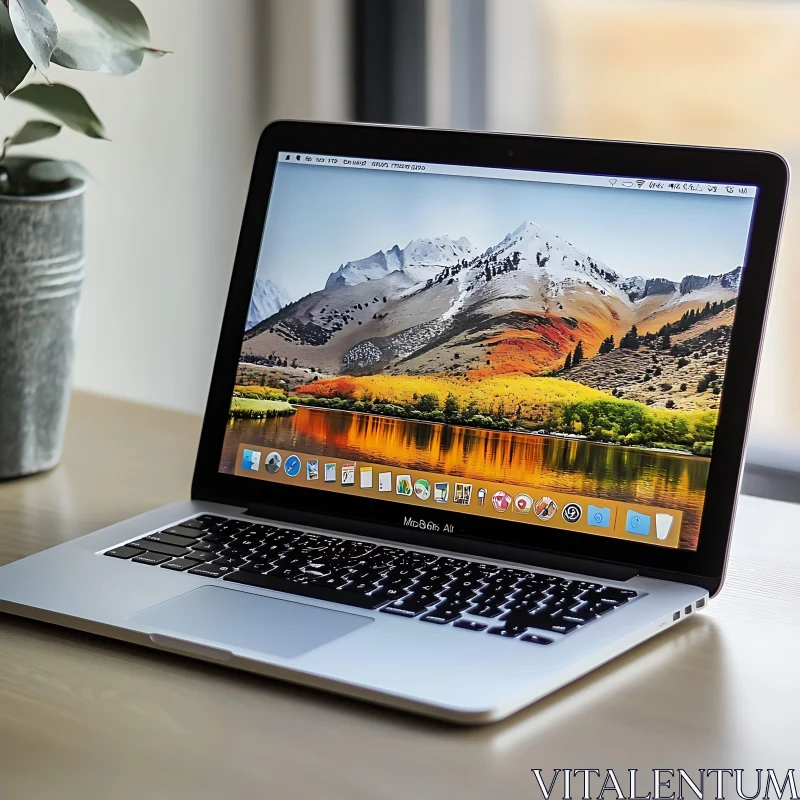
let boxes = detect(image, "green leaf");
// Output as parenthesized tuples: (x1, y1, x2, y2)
(52, 29, 144, 75)
(0, 3, 33, 96)
(8, 0, 57, 78)
(10, 83, 107, 139)
(0, 2, 33, 98)
(27, 159, 89, 184)
(9, 118, 61, 146)
(64, 0, 150, 46)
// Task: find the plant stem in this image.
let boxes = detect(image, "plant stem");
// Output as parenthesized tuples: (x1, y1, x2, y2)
(0, 138, 10, 162)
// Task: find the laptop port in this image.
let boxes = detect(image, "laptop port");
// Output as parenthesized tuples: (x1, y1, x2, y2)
(696, 597, 706, 609)
(672, 611, 680, 622)
(685, 605, 692, 615)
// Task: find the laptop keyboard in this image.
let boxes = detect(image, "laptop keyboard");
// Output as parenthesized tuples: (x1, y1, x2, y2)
(104, 514, 638, 644)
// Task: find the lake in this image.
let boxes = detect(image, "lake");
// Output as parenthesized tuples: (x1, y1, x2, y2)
(220, 406, 708, 549)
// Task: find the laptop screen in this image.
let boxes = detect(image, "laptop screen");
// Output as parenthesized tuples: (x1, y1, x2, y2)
(219, 152, 757, 552)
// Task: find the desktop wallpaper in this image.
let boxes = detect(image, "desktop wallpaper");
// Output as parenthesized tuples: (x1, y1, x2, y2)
(220, 160, 756, 550)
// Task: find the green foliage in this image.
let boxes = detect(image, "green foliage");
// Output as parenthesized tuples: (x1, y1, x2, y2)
(11, 83, 106, 138)
(563, 351, 572, 370)
(598, 335, 615, 354)
(572, 339, 584, 366)
(8, 0, 58, 79)
(546, 398, 717, 450)
(659, 298, 736, 338)
(696, 370, 720, 394)
(0, 8, 33, 98)
(233, 388, 288, 401)
(619, 325, 640, 350)
(416, 392, 439, 413)
(443, 393, 460, 419)
(229, 398, 297, 420)
(0, 0, 163, 194)
(0, 119, 60, 160)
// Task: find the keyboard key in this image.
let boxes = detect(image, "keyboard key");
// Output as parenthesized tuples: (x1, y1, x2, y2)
(239, 561, 274, 573)
(437, 558, 469, 572)
(585, 603, 615, 617)
(190, 541, 216, 553)
(434, 599, 471, 613)
(487, 624, 527, 638)
(172, 518, 206, 530)
(420, 608, 461, 624)
(562, 610, 598, 624)
(161, 557, 202, 571)
(520, 633, 553, 645)
(145, 531, 199, 547)
(453, 619, 487, 632)
(213, 557, 245, 570)
(385, 593, 437, 615)
(196, 514, 228, 524)
(188, 550, 221, 563)
(161, 526, 203, 539)
(188, 563, 236, 579)
(468, 604, 503, 618)
(105, 546, 144, 559)
(381, 604, 424, 618)
(132, 551, 172, 566)
(130, 540, 189, 558)
(505, 610, 579, 634)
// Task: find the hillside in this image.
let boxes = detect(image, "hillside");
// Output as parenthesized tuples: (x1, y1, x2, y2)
(564, 325, 732, 411)
(241, 219, 741, 389)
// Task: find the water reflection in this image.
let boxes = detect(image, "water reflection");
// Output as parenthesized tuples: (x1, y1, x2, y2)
(221, 407, 706, 548)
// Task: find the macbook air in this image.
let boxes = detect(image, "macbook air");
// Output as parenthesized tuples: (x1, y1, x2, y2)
(0, 122, 787, 723)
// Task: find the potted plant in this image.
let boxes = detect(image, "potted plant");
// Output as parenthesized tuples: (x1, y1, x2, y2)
(0, 0, 163, 479)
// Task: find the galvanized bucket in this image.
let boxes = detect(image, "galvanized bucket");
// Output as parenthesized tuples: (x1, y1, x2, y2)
(0, 173, 85, 479)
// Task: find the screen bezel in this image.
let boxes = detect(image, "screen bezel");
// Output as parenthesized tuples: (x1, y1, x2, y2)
(192, 120, 787, 589)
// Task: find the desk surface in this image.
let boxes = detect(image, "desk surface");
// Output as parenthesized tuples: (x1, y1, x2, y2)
(1, 392, 799, 799)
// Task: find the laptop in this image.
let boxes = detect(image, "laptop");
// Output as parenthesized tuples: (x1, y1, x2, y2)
(0, 122, 787, 724)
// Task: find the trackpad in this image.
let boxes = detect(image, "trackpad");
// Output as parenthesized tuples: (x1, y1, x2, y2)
(129, 586, 373, 659)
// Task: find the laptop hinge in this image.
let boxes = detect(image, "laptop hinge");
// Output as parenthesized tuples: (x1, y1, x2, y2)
(244, 503, 639, 583)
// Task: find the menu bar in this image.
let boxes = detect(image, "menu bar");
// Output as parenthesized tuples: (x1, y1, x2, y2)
(278, 151, 757, 198)
(235, 445, 683, 549)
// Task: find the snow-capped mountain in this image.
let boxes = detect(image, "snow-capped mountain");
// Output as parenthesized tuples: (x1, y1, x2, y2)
(325, 235, 476, 288)
(246, 278, 291, 330)
(243, 219, 742, 379)
(680, 266, 741, 295)
(482, 221, 620, 290)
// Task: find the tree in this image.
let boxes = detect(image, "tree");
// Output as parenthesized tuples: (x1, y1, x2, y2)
(599, 335, 615, 354)
(619, 326, 640, 350)
(443, 393, 460, 420)
(661, 333, 672, 350)
(416, 393, 439, 413)
(564, 351, 573, 370)
(464, 401, 480, 419)
(573, 340, 585, 366)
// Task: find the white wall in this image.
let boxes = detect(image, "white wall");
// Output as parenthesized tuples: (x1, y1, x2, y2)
(3, 0, 266, 414)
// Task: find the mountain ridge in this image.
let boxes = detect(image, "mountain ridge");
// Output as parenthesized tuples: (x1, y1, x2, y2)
(243, 219, 741, 382)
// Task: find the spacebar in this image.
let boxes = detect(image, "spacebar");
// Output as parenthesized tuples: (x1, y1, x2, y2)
(223, 571, 387, 609)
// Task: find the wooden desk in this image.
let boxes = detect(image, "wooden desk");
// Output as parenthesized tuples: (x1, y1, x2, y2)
(1, 392, 799, 799)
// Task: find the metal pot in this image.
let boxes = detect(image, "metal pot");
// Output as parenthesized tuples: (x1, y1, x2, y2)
(0, 171, 85, 479)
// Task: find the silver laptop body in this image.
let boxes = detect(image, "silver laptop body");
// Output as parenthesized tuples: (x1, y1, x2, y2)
(0, 123, 786, 724)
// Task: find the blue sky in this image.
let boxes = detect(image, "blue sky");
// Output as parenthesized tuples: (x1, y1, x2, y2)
(256, 162, 756, 302)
